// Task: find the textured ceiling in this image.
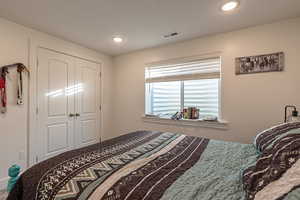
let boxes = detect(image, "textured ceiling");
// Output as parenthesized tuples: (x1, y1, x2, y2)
(0, 0, 299, 56)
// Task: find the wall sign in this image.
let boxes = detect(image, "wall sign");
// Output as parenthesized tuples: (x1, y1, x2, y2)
(235, 52, 284, 75)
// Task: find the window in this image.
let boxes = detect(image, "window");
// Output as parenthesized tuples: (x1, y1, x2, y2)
(145, 57, 220, 119)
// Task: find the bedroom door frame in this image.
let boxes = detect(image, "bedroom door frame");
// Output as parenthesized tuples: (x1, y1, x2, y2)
(28, 39, 104, 167)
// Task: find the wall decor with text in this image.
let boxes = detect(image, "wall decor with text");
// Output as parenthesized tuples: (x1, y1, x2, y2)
(235, 52, 284, 75)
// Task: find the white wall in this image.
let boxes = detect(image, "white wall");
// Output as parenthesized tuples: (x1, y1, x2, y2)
(112, 17, 300, 144)
(0, 17, 114, 189)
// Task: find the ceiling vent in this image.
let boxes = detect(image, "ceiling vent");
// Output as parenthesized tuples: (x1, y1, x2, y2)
(164, 32, 179, 38)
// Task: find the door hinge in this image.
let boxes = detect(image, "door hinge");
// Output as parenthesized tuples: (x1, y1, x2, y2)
(36, 107, 39, 115)
(35, 156, 39, 163)
(99, 105, 102, 111)
(99, 72, 102, 78)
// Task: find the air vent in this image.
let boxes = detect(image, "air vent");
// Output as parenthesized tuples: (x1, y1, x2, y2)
(164, 32, 179, 38)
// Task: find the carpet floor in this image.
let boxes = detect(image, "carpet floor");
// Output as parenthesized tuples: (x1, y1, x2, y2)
(0, 191, 8, 200)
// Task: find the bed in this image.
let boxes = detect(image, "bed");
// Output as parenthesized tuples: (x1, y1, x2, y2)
(7, 122, 300, 200)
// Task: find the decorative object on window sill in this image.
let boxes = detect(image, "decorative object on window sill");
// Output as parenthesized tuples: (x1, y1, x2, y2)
(171, 112, 183, 120)
(142, 115, 228, 130)
(284, 105, 299, 123)
(0, 63, 29, 113)
(202, 115, 218, 122)
(183, 107, 200, 119)
(146, 107, 218, 122)
(145, 114, 159, 118)
(235, 52, 284, 75)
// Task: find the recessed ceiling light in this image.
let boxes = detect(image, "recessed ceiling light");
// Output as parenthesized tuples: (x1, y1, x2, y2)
(113, 36, 123, 43)
(221, 1, 239, 12)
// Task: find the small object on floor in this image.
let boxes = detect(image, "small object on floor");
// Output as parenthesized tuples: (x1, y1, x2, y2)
(7, 165, 21, 192)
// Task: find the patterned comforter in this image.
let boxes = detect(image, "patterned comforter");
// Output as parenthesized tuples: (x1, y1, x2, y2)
(8, 131, 257, 200)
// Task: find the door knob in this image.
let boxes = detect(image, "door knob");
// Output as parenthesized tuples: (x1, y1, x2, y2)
(69, 113, 75, 117)
(75, 113, 80, 117)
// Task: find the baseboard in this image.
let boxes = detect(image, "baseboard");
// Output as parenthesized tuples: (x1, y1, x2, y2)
(0, 177, 8, 191)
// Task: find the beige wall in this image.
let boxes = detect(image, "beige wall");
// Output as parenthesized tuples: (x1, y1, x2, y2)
(0, 17, 114, 188)
(1, 15, 300, 190)
(112, 17, 300, 144)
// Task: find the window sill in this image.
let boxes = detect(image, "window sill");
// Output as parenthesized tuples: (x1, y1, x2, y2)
(142, 115, 229, 130)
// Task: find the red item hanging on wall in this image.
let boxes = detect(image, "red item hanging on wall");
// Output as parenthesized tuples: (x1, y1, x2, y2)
(0, 67, 8, 113)
(0, 63, 29, 113)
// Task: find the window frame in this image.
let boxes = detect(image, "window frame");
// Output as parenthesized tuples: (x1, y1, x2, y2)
(145, 53, 223, 121)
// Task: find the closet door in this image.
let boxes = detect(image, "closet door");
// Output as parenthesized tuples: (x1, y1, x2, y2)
(37, 48, 76, 161)
(74, 59, 101, 148)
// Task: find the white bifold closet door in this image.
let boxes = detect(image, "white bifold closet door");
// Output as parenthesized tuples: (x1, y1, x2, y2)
(75, 59, 101, 149)
(37, 48, 101, 162)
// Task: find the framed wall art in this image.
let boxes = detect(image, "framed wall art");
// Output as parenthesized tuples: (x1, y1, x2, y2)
(235, 52, 284, 75)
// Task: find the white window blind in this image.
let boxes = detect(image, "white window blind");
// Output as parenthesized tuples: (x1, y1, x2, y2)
(145, 57, 220, 83)
(145, 57, 221, 118)
(149, 81, 181, 117)
(184, 79, 219, 117)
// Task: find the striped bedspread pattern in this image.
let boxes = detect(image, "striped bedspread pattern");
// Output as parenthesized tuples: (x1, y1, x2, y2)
(8, 131, 209, 200)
